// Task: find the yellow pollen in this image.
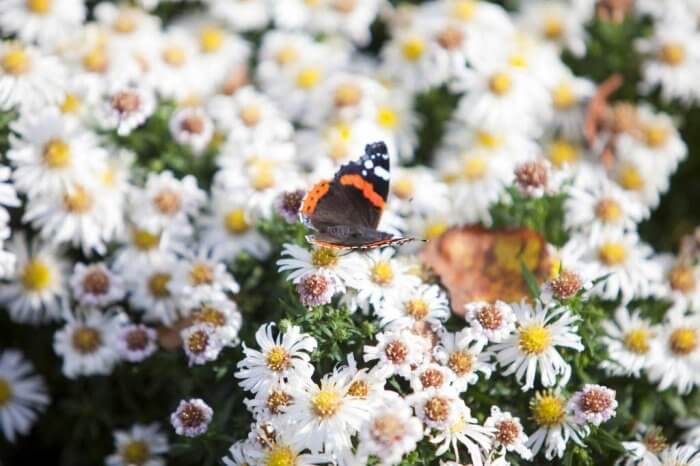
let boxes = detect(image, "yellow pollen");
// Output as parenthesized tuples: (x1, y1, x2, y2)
(519, 324, 552, 355)
(100, 168, 116, 187)
(296, 67, 321, 90)
(71, 326, 102, 354)
(543, 15, 564, 40)
(424, 396, 450, 422)
(448, 351, 474, 376)
(660, 43, 685, 66)
(199, 26, 224, 53)
(424, 222, 448, 241)
(265, 446, 296, 466)
(670, 327, 698, 356)
(598, 242, 627, 266)
(2, 48, 31, 75)
(347, 380, 369, 398)
(121, 440, 150, 466)
(595, 198, 623, 223)
(195, 306, 226, 327)
(334, 83, 362, 107)
(531, 392, 565, 427)
(311, 248, 338, 267)
(60, 94, 81, 114)
(26, 0, 51, 14)
(0, 378, 12, 407)
(162, 46, 186, 67)
(618, 165, 644, 191)
(148, 273, 171, 298)
(186, 330, 208, 354)
(509, 53, 528, 68)
(547, 139, 578, 167)
(462, 157, 487, 180)
(489, 72, 512, 95)
(552, 83, 576, 110)
(253, 168, 275, 191)
(304, 0, 321, 5)
(239, 105, 261, 127)
(623, 328, 651, 354)
(476, 131, 502, 149)
(266, 346, 290, 371)
(189, 263, 213, 285)
(451, 0, 476, 20)
(113, 12, 137, 33)
(392, 177, 414, 199)
(63, 185, 93, 214)
(132, 229, 161, 250)
(643, 125, 668, 148)
(405, 298, 429, 320)
(401, 37, 425, 62)
(311, 388, 342, 418)
(669, 265, 696, 293)
(43, 138, 71, 169)
(377, 106, 398, 129)
(21, 259, 51, 291)
(275, 46, 298, 66)
(153, 190, 180, 215)
(82, 47, 108, 73)
(371, 261, 394, 286)
(224, 208, 250, 234)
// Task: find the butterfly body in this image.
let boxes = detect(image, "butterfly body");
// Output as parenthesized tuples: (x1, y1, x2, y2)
(299, 141, 416, 250)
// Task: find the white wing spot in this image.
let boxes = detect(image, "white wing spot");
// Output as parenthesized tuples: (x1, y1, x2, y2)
(364, 160, 374, 169)
(362, 170, 367, 176)
(374, 166, 390, 180)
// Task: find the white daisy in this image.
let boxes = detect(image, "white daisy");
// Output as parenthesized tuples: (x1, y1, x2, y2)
(410, 362, 456, 393)
(116, 323, 158, 363)
(0, 0, 85, 48)
(125, 253, 182, 325)
(527, 389, 589, 460)
(296, 270, 344, 308)
(646, 311, 700, 394)
(205, 0, 269, 32)
(106, 423, 169, 466)
(657, 444, 700, 466)
(94, 80, 157, 137)
(190, 299, 242, 347)
(169, 106, 214, 155)
(568, 384, 618, 426)
(170, 248, 240, 309)
(484, 406, 532, 461)
(377, 283, 450, 331)
(53, 308, 126, 378)
(277, 243, 358, 287)
(364, 329, 430, 379)
(434, 328, 493, 393)
(491, 300, 583, 391)
(431, 403, 494, 466)
(599, 306, 655, 377)
(170, 398, 213, 438)
(181, 323, 224, 366)
(0, 349, 49, 443)
(245, 426, 330, 466)
(243, 382, 294, 422)
(463, 301, 516, 343)
(69, 262, 126, 308)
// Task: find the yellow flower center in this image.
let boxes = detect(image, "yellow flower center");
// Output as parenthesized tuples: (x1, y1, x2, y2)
(670, 327, 698, 356)
(519, 324, 552, 355)
(189, 263, 213, 285)
(424, 396, 450, 422)
(239, 105, 261, 127)
(60, 94, 82, 114)
(618, 165, 644, 191)
(253, 168, 275, 191)
(531, 393, 565, 427)
(669, 264, 696, 293)
(186, 329, 208, 354)
(199, 26, 224, 53)
(489, 72, 511, 96)
(509, 53, 528, 68)
(347, 380, 369, 398)
(43, 138, 71, 168)
(334, 83, 362, 107)
(311, 248, 338, 267)
(392, 177, 414, 199)
(275, 46, 298, 65)
(113, 12, 137, 33)
(401, 37, 425, 62)
(71, 326, 102, 354)
(623, 328, 651, 354)
(266, 346, 290, 371)
(643, 125, 668, 148)
(424, 222, 448, 241)
(265, 446, 296, 466)
(451, 0, 476, 20)
(376, 106, 398, 129)
(2, 47, 31, 75)
(371, 261, 394, 286)
(132, 229, 161, 250)
(405, 298, 429, 320)
(595, 198, 622, 223)
(224, 208, 250, 234)
(598, 242, 627, 266)
(21, 259, 52, 291)
(162, 46, 186, 67)
(448, 350, 474, 376)
(476, 131, 503, 149)
(195, 306, 226, 327)
(26, 0, 51, 14)
(304, 0, 321, 5)
(462, 157, 487, 180)
(543, 15, 564, 40)
(552, 83, 576, 110)
(296, 67, 321, 90)
(547, 139, 578, 167)
(63, 185, 93, 214)
(660, 43, 685, 66)
(311, 388, 342, 418)
(82, 47, 108, 73)
(148, 273, 171, 298)
(0, 378, 12, 407)
(121, 440, 150, 466)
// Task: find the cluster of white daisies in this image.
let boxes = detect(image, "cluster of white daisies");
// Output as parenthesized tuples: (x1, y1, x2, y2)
(1, 0, 700, 465)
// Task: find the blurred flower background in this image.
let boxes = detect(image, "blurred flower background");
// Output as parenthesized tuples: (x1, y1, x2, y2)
(2, 0, 700, 465)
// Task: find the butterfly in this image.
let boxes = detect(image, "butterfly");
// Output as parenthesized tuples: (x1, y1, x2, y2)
(299, 141, 417, 250)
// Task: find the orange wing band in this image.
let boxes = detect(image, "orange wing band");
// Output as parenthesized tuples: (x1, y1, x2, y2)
(301, 180, 331, 216)
(339, 174, 384, 208)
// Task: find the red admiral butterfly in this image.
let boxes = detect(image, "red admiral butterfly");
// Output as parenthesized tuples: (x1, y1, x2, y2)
(299, 141, 417, 250)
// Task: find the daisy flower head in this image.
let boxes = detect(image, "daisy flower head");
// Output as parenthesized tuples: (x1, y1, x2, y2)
(117, 323, 158, 363)
(410, 362, 456, 393)
(0, 234, 68, 324)
(513, 158, 555, 198)
(600, 306, 655, 377)
(106, 423, 169, 466)
(181, 323, 224, 366)
(170, 248, 240, 309)
(463, 301, 516, 343)
(485, 406, 532, 460)
(430, 402, 494, 466)
(364, 329, 430, 379)
(620, 426, 669, 466)
(53, 308, 126, 378)
(126, 253, 182, 325)
(243, 424, 331, 466)
(347, 247, 421, 310)
(205, 0, 269, 32)
(377, 283, 450, 331)
(646, 311, 700, 394)
(235, 323, 317, 394)
(356, 395, 424, 466)
(168, 106, 214, 155)
(0, 41, 66, 112)
(69, 262, 126, 308)
(95, 80, 157, 137)
(0, 0, 85, 48)
(541, 268, 589, 303)
(658, 443, 700, 466)
(170, 398, 213, 438)
(190, 299, 242, 346)
(0, 349, 49, 442)
(434, 328, 492, 393)
(277, 243, 357, 286)
(491, 300, 583, 391)
(296, 270, 344, 308)
(527, 389, 589, 459)
(657, 255, 700, 312)
(274, 189, 305, 224)
(569, 384, 617, 426)
(243, 382, 295, 421)
(517, 0, 591, 57)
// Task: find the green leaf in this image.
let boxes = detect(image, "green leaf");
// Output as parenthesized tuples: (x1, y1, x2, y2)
(520, 258, 541, 298)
